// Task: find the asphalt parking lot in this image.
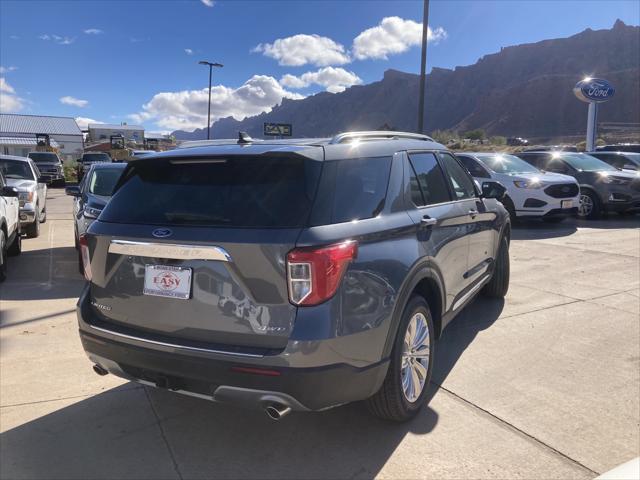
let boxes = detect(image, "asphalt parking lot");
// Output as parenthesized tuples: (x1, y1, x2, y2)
(1, 189, 638, 480)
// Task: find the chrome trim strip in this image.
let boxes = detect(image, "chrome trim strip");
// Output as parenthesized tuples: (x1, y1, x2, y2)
(88, 325, 264, 358)
(109, 239, 231, 261)
(452, 273, 491, 311)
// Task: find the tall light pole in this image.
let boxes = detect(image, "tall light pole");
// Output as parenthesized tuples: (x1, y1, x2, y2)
(417, 0, 430, 134)
(198, 60, 223, 139)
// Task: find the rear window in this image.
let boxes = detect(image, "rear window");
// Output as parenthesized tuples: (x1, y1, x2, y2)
(28, 152, 60, 163)
(100, 156, 322, 228)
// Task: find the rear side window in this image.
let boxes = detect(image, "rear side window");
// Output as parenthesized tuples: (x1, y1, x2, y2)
(438, 152, 476, 200)
(407, 153, 451, 206)
(100, 156, 322, 228)
(457, 155, 491, 178)
(310, 156, 392, 225)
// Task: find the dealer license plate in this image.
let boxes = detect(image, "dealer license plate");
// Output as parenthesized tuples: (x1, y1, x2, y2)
(143, 265, 192, 299)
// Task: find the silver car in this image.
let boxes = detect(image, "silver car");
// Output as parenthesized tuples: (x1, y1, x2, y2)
(66, 162, 126, 271)
(0, 155, 47, 238)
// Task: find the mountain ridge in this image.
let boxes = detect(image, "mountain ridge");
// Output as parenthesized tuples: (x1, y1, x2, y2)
(172, 20, 640, 141)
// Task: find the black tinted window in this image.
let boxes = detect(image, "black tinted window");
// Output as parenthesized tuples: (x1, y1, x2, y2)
(408, 153, 451, 206)
(439, 153, 476, 200)
(457, 155, 490, 178)
(87, 168, 124, 196)
(101, 156, 321, 228)
(310, 156, 392, 225)
(333, 157, 391, 223)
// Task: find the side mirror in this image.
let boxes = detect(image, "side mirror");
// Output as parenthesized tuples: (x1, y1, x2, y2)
(1, 186, 19, 198)
(65, 185, 81, 197)
(481, 181, 507, 200)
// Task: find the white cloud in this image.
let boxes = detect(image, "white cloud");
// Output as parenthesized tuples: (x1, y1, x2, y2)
(39, 34, 76, 45)
(201, 0, 215, 6)
(75, 117, 102, 129)
(0, 77, 24, 113)
(129, 75, 304, 131)
(0, 66, 18, 74)
(184, 48, 194, 55)
(60, 96, 89, 107)
(352, 16, 447, 60)
(280, 67, 362, 93)
(1, 78, 15, 94)
(253, 34, 350, 67)
(83, 28, 103, 35)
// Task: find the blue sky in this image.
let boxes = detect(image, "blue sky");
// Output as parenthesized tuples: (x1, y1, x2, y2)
(1, 0, 638, 133)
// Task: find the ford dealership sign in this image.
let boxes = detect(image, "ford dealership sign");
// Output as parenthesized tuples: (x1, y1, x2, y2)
(573, 78, 615, 103)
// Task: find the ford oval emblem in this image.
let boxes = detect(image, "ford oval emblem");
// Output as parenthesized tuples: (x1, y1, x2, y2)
(573, 78, 615, 103)
(152, 228, 172, 238)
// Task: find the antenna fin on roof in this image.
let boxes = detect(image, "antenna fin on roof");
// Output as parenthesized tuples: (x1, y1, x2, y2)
(238, 131, 253, 144)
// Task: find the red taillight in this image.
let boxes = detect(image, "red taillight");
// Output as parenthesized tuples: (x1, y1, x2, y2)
(286, 240, 357, 306)
(78, 234, 92, 281)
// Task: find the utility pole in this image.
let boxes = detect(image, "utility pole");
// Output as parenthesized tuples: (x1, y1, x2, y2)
(417, 0, 430, 134)
(198, 61, 223, 139)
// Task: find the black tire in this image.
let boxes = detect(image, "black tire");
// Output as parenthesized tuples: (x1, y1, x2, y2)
(501, 196, 517, 222)
(0, 230, 7, 283)
(26, 216, 40, 238)
(8, 229, 21, 256)
(366, 295, 435, 422)
(483, 235, 510, 298)
(578, 190, 601, 220)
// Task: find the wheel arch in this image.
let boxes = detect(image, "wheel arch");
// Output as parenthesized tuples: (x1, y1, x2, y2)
(382, 261, 446, 359)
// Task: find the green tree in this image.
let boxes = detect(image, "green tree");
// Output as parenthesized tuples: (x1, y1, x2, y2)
(464, 129, 485, 140)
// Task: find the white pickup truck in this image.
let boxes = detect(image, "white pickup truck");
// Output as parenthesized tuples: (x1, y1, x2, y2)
(0, 169, 22, 282)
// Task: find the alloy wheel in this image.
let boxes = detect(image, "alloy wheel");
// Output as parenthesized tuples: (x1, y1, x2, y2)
(401, 312, 431, 403)
(578, 194, 593, 217)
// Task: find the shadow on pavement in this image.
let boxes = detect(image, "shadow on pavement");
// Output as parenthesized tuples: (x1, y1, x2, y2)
(510, 220, 577, 240)
(428, 296, 505, 399)
(573, 214, 640, 229)
(0, 246, 84, 301)
(0, 294, 507, 480)
(0, 383, 438, 480)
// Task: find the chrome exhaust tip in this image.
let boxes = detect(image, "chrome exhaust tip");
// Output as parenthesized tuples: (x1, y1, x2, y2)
(92, 364, 108, 376)
(265, 403, 291, 420)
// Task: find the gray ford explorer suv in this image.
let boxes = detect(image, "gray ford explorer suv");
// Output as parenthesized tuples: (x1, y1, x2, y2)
(77, 131, 511, 421)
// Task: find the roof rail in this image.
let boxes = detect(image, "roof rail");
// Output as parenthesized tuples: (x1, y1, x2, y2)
(329, 131, 434, 144)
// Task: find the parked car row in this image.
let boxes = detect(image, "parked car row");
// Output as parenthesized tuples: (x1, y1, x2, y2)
(0, 154, 49, 281)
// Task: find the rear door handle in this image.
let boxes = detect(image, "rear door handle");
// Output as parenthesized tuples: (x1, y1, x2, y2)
(421, 216, 438, 227)
(468, 209, 478, 217)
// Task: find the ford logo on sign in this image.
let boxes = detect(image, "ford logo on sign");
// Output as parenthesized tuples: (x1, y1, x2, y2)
(152, 228, 172, 238)
(573, 77, 615, 103)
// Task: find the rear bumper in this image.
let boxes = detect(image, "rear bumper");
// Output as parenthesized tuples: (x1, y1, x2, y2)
(77, 288, 388, 412)
(603, 197, 640, 213)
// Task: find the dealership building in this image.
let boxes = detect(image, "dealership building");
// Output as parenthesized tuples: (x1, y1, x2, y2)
(87, 123, 144, 143)
(0, 114, 83, 162)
